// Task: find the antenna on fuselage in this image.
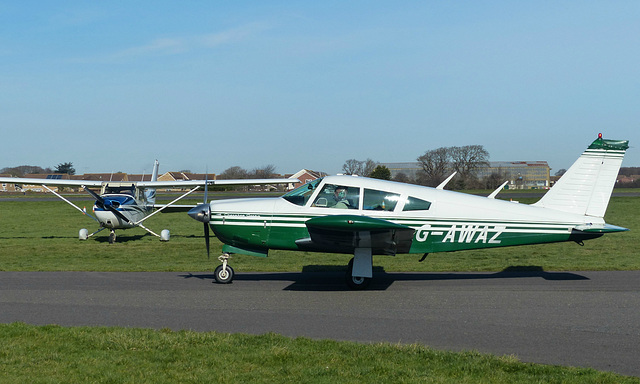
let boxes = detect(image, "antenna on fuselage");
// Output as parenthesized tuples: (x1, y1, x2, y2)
(436, 172, 457, 190)
(488, 181, 509, 199)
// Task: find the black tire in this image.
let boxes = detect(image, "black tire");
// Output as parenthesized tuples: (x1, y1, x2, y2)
(214, 264, 234, 284)
(345, 258, 371, 290)
(108, 232, 116, 244)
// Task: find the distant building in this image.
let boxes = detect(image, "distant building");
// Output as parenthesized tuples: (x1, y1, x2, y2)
(477, 161, 551, 189)
(380, 161, 551, 189)
(381, 162, 424, 181)
(13, 173, 74, 192)
(0, 174, 19, 192)
(286, 169, 327, 190)
(157, 172, 216, 191)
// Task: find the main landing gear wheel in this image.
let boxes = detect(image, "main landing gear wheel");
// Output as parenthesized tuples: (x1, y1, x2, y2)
(108, 230, 116, 244)
(345, 257, 371, 290)
(214, 264, 234, 284)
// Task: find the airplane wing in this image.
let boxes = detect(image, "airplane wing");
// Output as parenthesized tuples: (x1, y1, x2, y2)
(295, 214, 415, 255)
(135, 178, 297, 188)
(0, 177, 297, 189)
(0, 177, 104, 187)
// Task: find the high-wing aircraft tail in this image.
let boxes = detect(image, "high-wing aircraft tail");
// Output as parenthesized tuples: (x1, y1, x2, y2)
(144, 160, 159, 205)
(533, 134, 629, 218)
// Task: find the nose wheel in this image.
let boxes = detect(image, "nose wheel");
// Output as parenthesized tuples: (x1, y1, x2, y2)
(108, 230, 117, 244)
(214, 253, 234, 284)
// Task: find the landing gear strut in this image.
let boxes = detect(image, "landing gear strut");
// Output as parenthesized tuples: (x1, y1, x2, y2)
(214, 253, 234, 284)
(345, 257, 372, 290)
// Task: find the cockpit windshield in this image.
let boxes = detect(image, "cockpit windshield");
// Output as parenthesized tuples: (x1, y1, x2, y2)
(104, 186, 135, 196)
(282, 178, 323, 206)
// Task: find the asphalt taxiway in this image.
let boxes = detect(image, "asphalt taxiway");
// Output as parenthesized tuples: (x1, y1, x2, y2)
(1, 270, 638, 377)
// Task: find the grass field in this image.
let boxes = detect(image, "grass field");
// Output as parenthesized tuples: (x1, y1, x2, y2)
(0, 192, 637, 272)
(1, 323, 638, 383)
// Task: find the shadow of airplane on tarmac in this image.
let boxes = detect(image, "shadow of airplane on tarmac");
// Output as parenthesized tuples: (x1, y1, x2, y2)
(180, 265, 589, 292)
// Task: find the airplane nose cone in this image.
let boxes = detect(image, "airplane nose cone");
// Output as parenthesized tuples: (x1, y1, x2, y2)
(188, 203, 211, 223)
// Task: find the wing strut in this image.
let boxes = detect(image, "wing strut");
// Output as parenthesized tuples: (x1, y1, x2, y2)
(134, 186, 201, 225)
(42, 184, 99, 223)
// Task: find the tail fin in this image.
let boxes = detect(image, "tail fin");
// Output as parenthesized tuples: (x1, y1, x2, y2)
(145, 160, 159, 205)
(533, 135, 628, 218)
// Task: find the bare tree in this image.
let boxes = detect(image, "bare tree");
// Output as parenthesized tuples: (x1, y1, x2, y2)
(362, 159, 377, 177)
(342, 159, 363, 175)
(417, 147, 450, 186)
(450, 145, 489, 178)
(251, 164, 277, 179)
(393, 172, 413, 184)
(449, 145, 489, 189)
(219, 166, 248, 179)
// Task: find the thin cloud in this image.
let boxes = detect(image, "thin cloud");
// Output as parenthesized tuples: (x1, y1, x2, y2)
(111, 38, 187, 59)
(199, 23, 270, 47)
(104, 23, 271, 62)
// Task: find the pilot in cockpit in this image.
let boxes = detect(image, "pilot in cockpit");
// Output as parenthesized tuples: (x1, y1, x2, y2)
(332, 186, 351, 209)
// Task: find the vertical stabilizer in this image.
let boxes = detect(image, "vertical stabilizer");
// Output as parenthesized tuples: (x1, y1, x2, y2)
(145, 160, 159, 205)
(534, 135, 628, 218)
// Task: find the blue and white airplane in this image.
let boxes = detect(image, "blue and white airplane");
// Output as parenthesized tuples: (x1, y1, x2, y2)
(0, 161, 294, 243)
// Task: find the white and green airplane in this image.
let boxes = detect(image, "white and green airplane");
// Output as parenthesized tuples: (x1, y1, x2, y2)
(189, 134, 630, 289)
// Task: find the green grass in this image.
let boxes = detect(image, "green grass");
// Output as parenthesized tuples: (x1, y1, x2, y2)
(0, 195, 637, 272)
(0, 323, 637, 383)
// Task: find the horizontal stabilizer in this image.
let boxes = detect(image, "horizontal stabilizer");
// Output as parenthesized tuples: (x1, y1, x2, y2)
(574, 224, 629, 233)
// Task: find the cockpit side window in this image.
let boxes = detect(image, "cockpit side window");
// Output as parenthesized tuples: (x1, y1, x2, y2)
(363, 189, 400, 211)
(403, 196, 432, 211)
(312, 184, 360, 209)
(282, 178, 323, 206)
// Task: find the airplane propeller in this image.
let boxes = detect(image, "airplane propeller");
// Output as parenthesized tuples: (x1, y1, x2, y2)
(187, 173, 211, 258)
(83, 186, 133, 225)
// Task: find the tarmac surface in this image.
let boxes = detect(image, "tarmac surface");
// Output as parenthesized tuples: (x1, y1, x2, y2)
(1, 270, 639, 377)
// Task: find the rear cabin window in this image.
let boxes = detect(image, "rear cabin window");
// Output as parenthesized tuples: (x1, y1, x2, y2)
(312, 184, 360, 209)
(403, 196, 432, 211)
(363, 189, 400, 211)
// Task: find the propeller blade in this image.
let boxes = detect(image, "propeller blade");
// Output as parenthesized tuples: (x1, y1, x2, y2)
(204, 222, 210, 259)
(188, 171, 212, 258)
(188, 202, 212, 258)
(204, 171, 209, 205)
(83, 186, 105, 207)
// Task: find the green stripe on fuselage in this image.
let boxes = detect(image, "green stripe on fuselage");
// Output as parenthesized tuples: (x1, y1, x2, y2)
(210, 213, 596, 256)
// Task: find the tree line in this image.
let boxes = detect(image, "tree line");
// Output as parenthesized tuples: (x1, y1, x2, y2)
(1, 162, 76, 177)
(342, 145, 492, 189)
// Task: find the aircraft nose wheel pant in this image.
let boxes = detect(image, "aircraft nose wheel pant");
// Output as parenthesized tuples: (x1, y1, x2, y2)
(214, 253, 234, 284)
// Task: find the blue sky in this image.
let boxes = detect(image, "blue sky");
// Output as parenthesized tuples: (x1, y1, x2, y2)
(1, 1, 638, 176)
